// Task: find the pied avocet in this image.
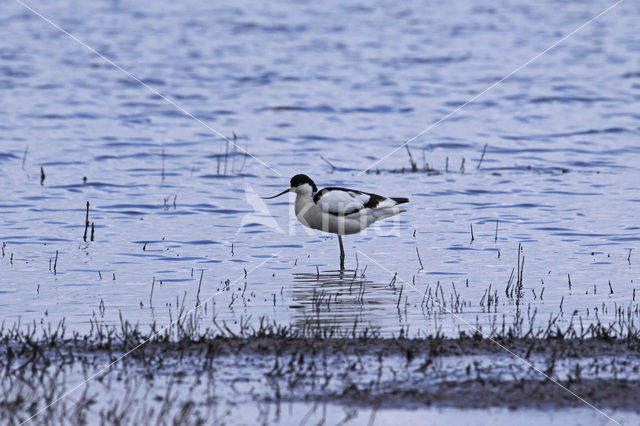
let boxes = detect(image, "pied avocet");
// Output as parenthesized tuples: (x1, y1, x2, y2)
(262, 174, 409, 269)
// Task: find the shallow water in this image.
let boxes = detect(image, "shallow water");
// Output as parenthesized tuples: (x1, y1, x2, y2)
(1, 0, 639, 340)
(238, 405, 639, 426)
(6, 339, 640, 424)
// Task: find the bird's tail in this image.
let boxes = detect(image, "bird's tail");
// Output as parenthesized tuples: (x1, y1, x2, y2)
(391, 197, 409, 205)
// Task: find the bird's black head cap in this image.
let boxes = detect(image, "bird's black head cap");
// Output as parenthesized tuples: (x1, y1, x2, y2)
(290, 174, 317, 192)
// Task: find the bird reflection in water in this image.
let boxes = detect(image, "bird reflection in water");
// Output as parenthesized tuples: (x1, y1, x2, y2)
(287, 268, 399, 335)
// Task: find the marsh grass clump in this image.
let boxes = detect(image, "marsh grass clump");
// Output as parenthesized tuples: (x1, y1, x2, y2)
(205, 132, 250, 177)
(364, 143, 576, 176)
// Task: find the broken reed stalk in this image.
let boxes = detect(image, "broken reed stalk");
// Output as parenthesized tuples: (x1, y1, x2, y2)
(494, 219, 499, 243)
(476, 144, 488, 169)
(517, 243, 521, 286)
(416, 247, 424, 270)
(91, 223, 95, 242)
(22, 145, 28, 170)
(150, 277, 155, 307)
(505, 268, 515, 297)
(161, 148, 165, 182)
(83, 202, 90, 242)
(238, 137, 248, 173)
(196, 270, 204, 307)
(405, 144, 417, 172)
(320, 155, 337, 171)
(231, 131, 237, 173)
(53, 250, 58, 274)
(40, 167, 45, 185)
(515, 243, 524, 301)
(224, 139, 229, 175)
(470, 224, 474, 243)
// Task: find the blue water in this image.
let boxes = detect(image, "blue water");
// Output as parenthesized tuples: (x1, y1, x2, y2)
(0, 0, 639, 336)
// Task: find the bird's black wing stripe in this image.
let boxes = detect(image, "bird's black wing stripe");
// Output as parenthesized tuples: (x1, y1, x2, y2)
(312, 188, 327, 204)
(315, 187, 388, 216)
(363, 193, 385, 209)
(313, 187, 385, 203)
(313, 187, 361, 204)
(391, 197, 409, 204)
(328, 208, 360, 216)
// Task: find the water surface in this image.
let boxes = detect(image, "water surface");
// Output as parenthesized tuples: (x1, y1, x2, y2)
(0, 0, 639, 339)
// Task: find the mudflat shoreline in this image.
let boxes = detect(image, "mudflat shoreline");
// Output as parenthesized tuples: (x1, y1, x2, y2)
(3, 319, 640, 424)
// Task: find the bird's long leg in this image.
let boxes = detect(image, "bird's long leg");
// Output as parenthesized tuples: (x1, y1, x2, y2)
(338, 235, 345, 270)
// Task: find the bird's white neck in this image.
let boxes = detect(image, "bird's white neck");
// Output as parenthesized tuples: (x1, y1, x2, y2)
(292, 183, 315, 198)
(293, 183, 316, 216)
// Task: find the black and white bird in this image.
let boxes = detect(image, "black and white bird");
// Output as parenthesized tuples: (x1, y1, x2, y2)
(262, 174, 409, 269)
